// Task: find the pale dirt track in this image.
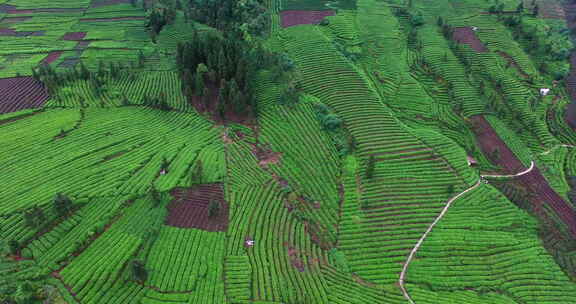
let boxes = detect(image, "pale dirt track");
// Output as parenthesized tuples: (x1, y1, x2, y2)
(399, 160, 536, 304)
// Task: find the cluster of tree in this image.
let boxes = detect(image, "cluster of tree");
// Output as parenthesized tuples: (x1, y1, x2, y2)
(33, 58, 143, 99)
(53, 193, 73, 216)
(314, 104, 343, 132)
(183, 0, 269, 38)
(146, 5, 177, 42)
(393, 7, 424, 27)
(328, 248, 350, 273)
(0, 281, 48, 304)
(22, 193, 74, 231)
(365, 155, 376, 179)
(177, 31, 288, 120)
(23, 206, 45, 229)
(279, 82, 301, 106)
(142, 93, 171, 111)
(131, 260, 148, 283)
(502, 4, 573, 66)
(333, 40, 361, 62)
(488, 1, 536, 16)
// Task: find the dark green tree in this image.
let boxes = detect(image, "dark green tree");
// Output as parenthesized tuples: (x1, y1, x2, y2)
(131, 260, 148, 282)
(365, 155, 376, 179)
(208, 200, 221, 218)
(24, 206, 45, 229)
(491, 147, 500, 162)
(9, 240, 19, 255)
(138, 50, 145, 68)
(54, 193, 73, 217)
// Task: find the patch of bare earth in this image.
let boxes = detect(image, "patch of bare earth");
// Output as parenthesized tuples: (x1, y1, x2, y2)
(167, 184, 229, 232)
(288, 247, 305, 272)
(252, 143, 282, 169)
(452, 27, 488, 52)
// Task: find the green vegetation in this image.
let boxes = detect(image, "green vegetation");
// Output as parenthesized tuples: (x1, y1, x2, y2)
(2, 0, 576, 302)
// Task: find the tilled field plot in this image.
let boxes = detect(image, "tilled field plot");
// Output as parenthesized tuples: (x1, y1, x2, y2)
(167, 183, 229, 231)
(0, 77, 49, 114)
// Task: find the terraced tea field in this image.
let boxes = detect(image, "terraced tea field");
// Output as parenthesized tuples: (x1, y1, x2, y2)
(2, 0, 576, 303)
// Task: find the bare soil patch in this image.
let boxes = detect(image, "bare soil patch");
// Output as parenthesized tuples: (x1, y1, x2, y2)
(0, 77, 49, 114)
(1, 6, 84, 14)
(61, 32, 87, 41)
(0, 28, 44, 36)
(167, 184, 229, 232)
(280, 10, 335, 28)
(288, 247, 305, 272)
(252, 143, 282, 169)
(42, 51, 63, 65)
(91, 0, 131, 8)
(452, 27, 488, 53)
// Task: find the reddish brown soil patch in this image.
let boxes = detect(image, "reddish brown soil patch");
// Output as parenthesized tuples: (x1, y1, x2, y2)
(167, 184, 229, 231)
(79, 16, 146, 22)
(452, 27, 488, 52)
(470, 115, 576, 237)
(0, 28, 44, 36)
(0, 4, 16, 13)
(42, 51, 63, 65)
(61, 32, 87, 40)
(91, 0, 131, 7)
(75, 41, 91, 48)
(252, 143, 282, 169)
(1, 6, 84, 14)
(280, 10, 335, 28)
(288, 247, 305, 272)
(0, 77, 50, 114)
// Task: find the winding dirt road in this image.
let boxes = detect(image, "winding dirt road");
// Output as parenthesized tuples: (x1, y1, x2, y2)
(399, 161, 537, 304)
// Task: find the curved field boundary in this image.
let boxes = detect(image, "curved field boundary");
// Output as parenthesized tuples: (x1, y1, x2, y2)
(540, 144, 576, 156)
(399, 162, 537, 304)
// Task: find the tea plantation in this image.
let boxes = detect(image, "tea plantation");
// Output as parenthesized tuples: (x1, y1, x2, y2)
(2, 0, 576, 303)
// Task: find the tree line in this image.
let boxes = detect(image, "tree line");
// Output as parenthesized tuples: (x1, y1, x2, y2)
(183, 0, 269, 39)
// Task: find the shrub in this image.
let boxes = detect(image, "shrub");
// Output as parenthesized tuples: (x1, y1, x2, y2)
(321, 114, 342, 131)
(208, 200, 221, 218)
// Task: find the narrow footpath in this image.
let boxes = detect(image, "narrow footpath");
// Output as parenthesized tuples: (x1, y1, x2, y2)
(399, 161, 536, 304)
